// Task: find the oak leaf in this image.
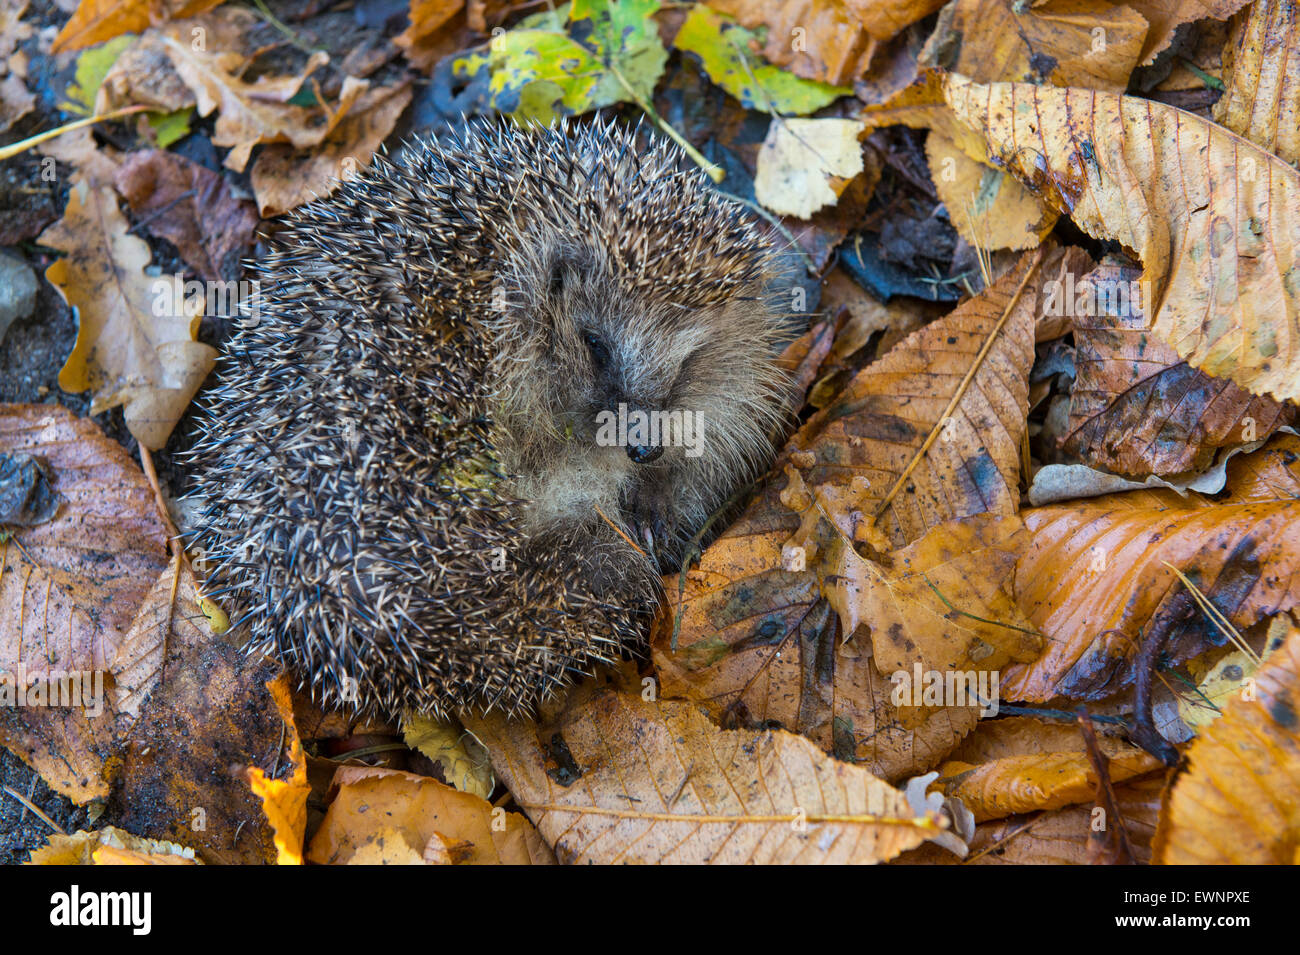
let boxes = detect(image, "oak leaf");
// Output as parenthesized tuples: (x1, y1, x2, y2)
(39, 181, 215, 451)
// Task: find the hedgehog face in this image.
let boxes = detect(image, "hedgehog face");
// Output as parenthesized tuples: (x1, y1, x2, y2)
(492, 235, 787, 576)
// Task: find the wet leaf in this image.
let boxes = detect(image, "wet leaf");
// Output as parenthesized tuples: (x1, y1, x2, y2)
(1062, 262, 1294, 477)
(933, 717, 1161, 821)
(1154, 622, 1300, 863)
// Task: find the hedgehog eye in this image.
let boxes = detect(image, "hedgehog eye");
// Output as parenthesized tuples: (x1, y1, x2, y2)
(583, 332, 610, 367)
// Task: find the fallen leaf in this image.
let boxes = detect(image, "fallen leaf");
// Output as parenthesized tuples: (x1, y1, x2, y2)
(114, 149, 260, 282)
(933, 717, 1162, 822)
(1153, 622, 1300, 863)
(396, 0, 465, 69)
(926, 132, 1057, 251)
(246, 673, 309, 865)
(401, 711, 494, 799)
(0, 405, 167, 802)
(1004, 470, 1300, 702)
(706, 0, 945, 86)
(249, 79, 413, 217)
(306, 766, 554, 865)
(52, 0, 222, 54)
(674, 5, 850, 114)
(1214, 0, 1300, 165)
(39, 181, 216, 450)
(1126, 0, 1252, 64)
(893, 773, 1166, 863)
(939, 73, 1300, 402)
(754, 117, 865, 218)
(832, 513, 1042, 678)
(921, 0, 1150, 91)
(1062, 261, 1294, 477)
(26, 826, 201, 864)
(465, 686, 947, 863)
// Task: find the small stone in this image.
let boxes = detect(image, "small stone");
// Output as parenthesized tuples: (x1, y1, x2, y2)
(0, 251, 38, 345)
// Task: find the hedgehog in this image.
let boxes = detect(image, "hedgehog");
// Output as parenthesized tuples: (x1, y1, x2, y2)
(183, 117, 794, 717)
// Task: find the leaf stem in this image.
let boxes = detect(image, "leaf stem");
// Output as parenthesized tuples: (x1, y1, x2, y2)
(0, 105, 151, 161)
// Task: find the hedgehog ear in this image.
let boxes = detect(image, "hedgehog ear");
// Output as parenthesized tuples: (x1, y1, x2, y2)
(545, 244, 596, 301)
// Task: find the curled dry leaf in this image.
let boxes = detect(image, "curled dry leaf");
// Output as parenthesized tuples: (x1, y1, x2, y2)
(1214, 0, 1300, 166)
(249, 79, 413, 217)
(306, 766, 554, 865)
(1222, 431, 1300, 502)
(26, 826, 201, 865)
(114, 149, 260, 283)
(401, 710, 494, 799)
(1062, 262, 1294, 477)
(464, 687, 947, 864)
(51, 0, 222, 54)
(1125, 0, 1252, 64)
(40, 181, 216, 451)
(707, 0, 945, 86)
(245, 674, 310, 865)
(1005, 451, 1300, 702)
(1153, 622, 1300, 863)
(933, 717, 1161, 822)
(754, 117, 866, 219)
(0, 405, 167, 802)
(938, 73, 1300, 402)
(893, 773, 1166, 864)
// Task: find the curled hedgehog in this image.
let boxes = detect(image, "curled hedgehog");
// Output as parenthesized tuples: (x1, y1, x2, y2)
(184, 118, 793, 716)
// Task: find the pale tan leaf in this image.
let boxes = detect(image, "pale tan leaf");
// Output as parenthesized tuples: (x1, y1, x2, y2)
(754, 117, 865, 219)
(465, 688, 946, 863)
(1125, 0, 1252, 64)
(1214, 0, 1300, 165)
(939, 74, 1300, 402)
(40, 181, 215, 450)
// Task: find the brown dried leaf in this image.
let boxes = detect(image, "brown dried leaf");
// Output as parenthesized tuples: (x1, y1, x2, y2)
(306, 766, 554, 865)
(940, 74, 1300, 402)
(1062, 261, 1295, 477)
(465, 687, 946, 863)
(922, 0, 1150, 91)
(1222, 432, 1300, 502)
(1125, 0, 1251, 64)
(787, 248, 1039, 550)
(0, 405, 168, 802)
(934, 717, 1161, 822)
(249, 79, 413, 217)
(396, 0, 466, 70)
(1154, 622, 1300, 863)
(707, 0, 945, 85)
(114, 149, 260, 282)
(39, 181, 215, 450)
(832, 513, 1042, 677)
(52, 0, 222, 54)
(1004, 468, 1300, 702)
(26, 826, 201, 864)
(893, 773, 1166, 864)
(1214, 0, 1300, 165)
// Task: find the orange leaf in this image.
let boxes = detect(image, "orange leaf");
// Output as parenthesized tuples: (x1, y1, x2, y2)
(1154, 622, 1300, 863)
(52, 0, 222, 54)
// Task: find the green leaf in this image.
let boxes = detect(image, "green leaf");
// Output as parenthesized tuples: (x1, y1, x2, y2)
(146, 107, 193, 148)
(458, 0, 668, 123)
(61, 35, 136, 117)
(672, 6, 849, 116)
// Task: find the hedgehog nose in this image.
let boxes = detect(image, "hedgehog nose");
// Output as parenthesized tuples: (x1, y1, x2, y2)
(627, 444, 664, 464)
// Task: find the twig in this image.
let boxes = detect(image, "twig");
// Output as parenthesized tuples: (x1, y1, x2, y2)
(0, 106, 151, 161)
(1075, 709, 1137, 865)
(1, 785, 65, 835)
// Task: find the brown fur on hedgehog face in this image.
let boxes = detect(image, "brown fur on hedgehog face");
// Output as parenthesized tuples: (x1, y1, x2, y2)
(488, 227, 789, 583)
